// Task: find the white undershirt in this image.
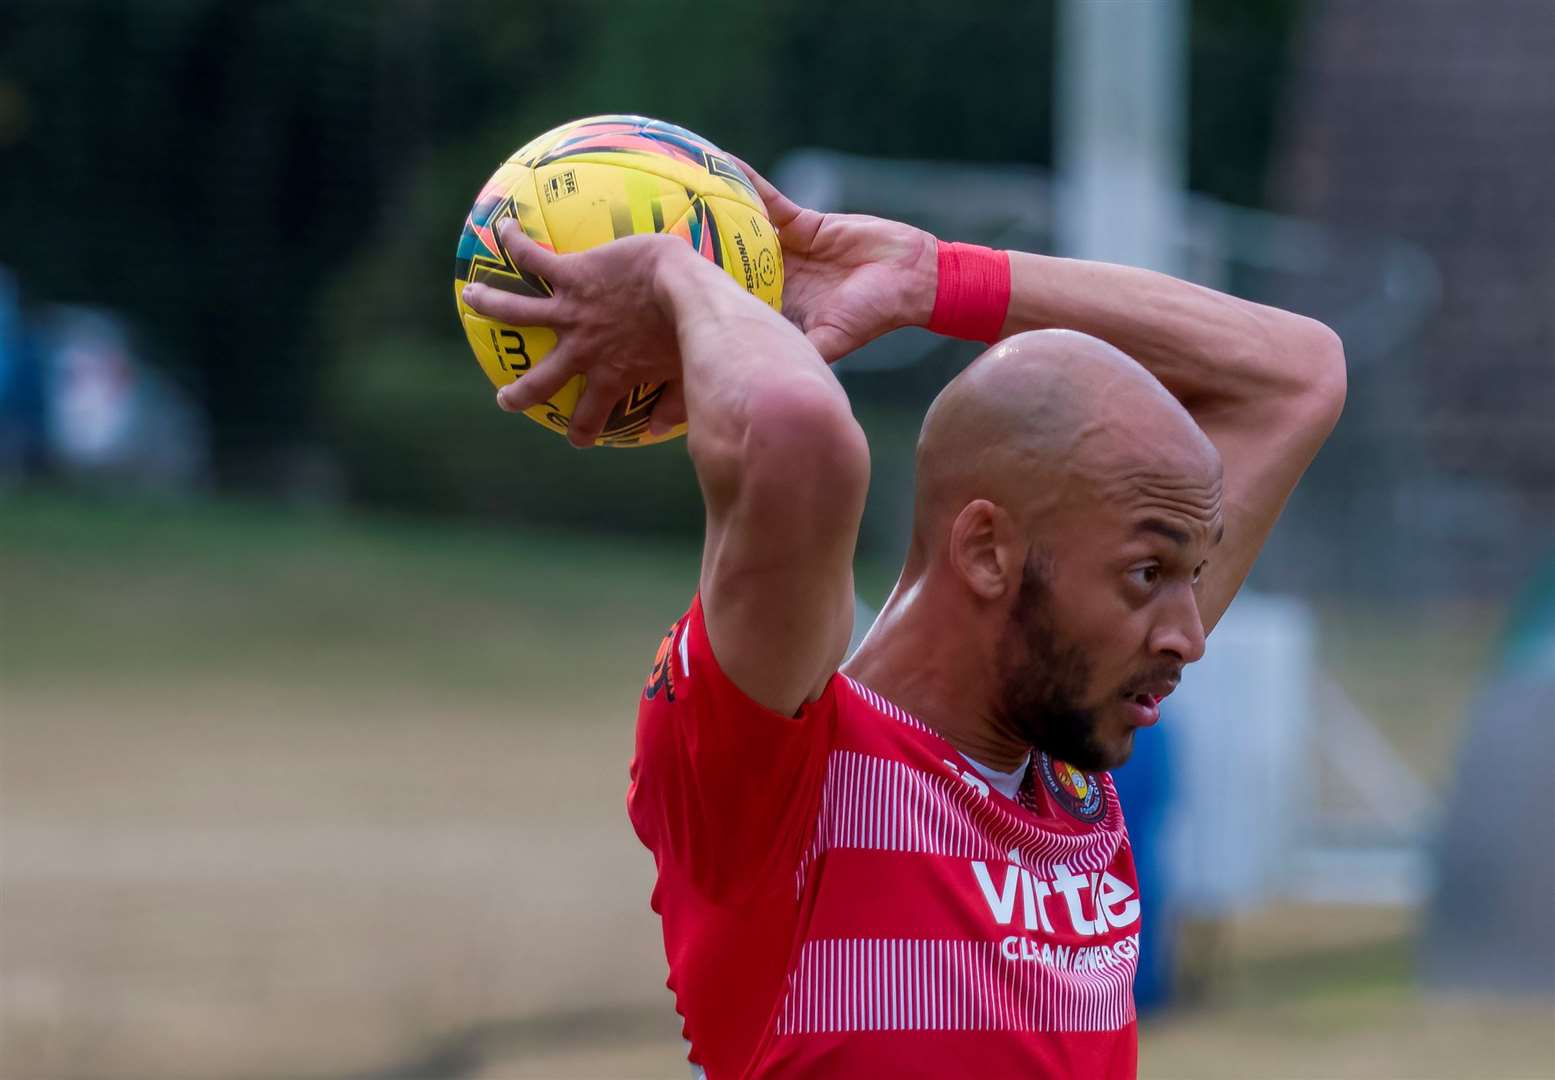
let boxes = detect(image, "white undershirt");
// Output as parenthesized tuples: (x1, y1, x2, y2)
(958, 751, 1032, 801)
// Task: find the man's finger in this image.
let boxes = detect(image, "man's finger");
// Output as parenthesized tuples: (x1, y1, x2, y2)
(565, 374, 620, 448)
(497, 220, 566, 282)
(805, 324, 855, 365)
(728, 154, 803, 229)
(648, 379, 687, 436)
(496, 345, 575, 414)
(462, 282, 553, 327)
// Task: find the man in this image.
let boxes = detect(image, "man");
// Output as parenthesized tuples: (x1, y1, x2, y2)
(461, 164, 1344, 1078)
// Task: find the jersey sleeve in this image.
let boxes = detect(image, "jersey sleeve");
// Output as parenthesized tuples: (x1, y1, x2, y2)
(627, 594, 837, 902)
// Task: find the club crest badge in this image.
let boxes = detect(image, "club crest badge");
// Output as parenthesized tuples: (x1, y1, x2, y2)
(1037, 753, 1107, 823)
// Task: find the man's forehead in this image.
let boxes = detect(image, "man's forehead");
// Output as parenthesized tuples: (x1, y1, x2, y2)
(1064, 453, 1224, 543)
(1071, 426, 1221, 497)
(1129, 512, 1226, 549)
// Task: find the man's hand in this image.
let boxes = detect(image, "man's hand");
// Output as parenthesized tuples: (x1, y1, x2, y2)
(736, 159, 938, 363)
(461, 222, 697, 447)
(641, 160, 937, 433)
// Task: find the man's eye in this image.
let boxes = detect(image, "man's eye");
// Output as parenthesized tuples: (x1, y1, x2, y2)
(1132, 566, 1160, 587)
(1192, 562, 1206, 584)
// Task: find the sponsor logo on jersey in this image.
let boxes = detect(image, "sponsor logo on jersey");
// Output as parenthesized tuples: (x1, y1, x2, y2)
(643, 622, 679, 702)
(1037, 753, 1106, 823)
(971, 851, 1140, 940)
(1000, 930, 1140, 970)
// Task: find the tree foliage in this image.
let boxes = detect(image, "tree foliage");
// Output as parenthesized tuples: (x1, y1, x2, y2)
(0, 0, 1300, 529)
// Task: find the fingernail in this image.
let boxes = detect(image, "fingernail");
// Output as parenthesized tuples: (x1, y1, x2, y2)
(462, 285, 476, 302)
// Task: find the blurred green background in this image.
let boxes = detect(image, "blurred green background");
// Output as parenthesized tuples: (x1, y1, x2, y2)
(0, 0, 1301, 528)
(2, 1, 1551, 1077)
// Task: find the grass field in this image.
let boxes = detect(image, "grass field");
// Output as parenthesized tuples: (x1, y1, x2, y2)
(2, 491, 1550, 1079)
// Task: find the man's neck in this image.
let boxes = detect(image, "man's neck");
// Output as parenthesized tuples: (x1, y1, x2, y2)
(842, 573, 1032, 773)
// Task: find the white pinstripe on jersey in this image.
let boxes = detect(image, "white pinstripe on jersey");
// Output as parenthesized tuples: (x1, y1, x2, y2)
(781, 676, 1138, 1036)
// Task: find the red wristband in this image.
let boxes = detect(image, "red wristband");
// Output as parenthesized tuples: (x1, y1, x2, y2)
(927, 240, 1011, 344)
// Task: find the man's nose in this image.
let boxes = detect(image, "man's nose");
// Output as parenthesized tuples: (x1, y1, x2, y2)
(1151, 585, 1206, 665)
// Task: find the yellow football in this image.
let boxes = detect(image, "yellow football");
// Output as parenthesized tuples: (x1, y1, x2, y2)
(452, 115, 783, 447)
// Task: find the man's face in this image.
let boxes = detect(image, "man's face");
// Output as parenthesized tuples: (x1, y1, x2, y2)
(993, 557, 1106, 768)
(995, 489, 1220, 771)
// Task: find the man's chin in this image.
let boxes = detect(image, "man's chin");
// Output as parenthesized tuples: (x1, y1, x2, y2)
(1070, 712, 1136, 772)
(1040, 727, 1131, 773)
(1096, 729, 1135, 771)
(1009, 697, 1134, 772)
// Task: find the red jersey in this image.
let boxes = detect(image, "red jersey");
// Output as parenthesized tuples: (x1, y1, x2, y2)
(628, 597, 1140, 1079)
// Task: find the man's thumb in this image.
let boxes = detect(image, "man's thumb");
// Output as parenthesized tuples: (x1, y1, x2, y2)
(805, 324, 853, 365)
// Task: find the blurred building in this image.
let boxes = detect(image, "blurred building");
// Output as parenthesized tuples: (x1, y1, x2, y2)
(1269, 0, 1554, 598)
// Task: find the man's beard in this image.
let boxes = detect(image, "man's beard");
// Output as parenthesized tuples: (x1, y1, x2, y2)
(993, 555, 1119, 772)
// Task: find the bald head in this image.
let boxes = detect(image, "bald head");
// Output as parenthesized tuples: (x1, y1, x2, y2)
(911, 330, 1219, 557)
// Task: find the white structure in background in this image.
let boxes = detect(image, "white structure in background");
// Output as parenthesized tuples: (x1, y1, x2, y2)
(1158, 597, 1431, 910)
(1055, 0, 1187, 277)
(1166, 595, 1314, 913)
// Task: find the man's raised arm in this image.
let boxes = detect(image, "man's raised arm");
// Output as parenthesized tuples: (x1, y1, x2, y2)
(661, 242, 868, 715)
(464, 224, 868, 716)
(987, 252, 1345, 630)
(733, 167, 1345, 633)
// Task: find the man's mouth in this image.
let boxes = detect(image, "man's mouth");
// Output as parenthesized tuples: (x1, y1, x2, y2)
(1122, 695, 1161, 727)
(1120, 679, 1178, 728)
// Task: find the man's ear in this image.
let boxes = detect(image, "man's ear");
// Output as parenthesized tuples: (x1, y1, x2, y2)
(948, 499, 1022, 601)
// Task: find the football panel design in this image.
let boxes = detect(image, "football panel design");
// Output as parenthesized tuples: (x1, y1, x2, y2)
(534, 160, 698, 254)
(453, 119, 779, 448)
(511, 114, 761, 214)
(701, 193, 785, 311)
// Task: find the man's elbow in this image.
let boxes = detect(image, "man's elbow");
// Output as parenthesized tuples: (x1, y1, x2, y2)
(691, 380, 869, 512)
(1289, 317, 1348, 436)
(744, 384, 871, 506)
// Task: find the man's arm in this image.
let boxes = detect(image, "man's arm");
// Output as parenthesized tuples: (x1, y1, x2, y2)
(995, 253, 1346, 631)
(727, 164, 1343, 634)
(465, 225, 867, 715)
(660, 245, 869, 715)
